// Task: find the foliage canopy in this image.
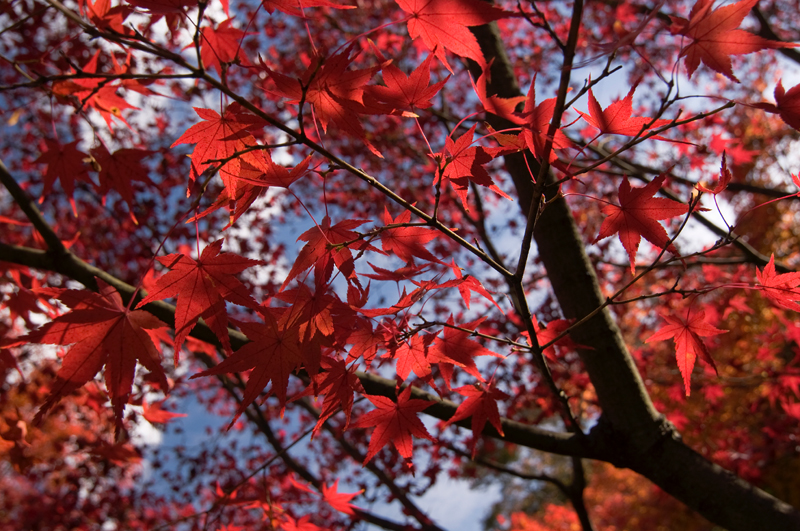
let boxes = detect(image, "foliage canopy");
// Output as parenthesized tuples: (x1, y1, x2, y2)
(2, 0, 800, 529)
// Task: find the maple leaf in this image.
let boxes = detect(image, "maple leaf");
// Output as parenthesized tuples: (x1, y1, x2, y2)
(519, 78, 572, 162)
(90, 440, 143, 464)
(198, 19, 250, 75)
(756, 254, 800, 312)
(392, 333, 436, 381)
(347, 317, 395, 363)
(171, 104, 263, 193)
(236, 151, 313, 189)
(261, 0, 355, 17)
(188, 177, 267, 226)
(394, 0, 507, 70)
(51, 51, 138, 128)
(428, 316, 501, 389)
(697, 151, 732, 194)
(456, 275, 499, 309)
(6, 279, 168, 435)
(646, 308, 726, 396)
(577, 85, 670, 136)
(355, 285, 426, 317)
(86, 0, 132, 33)
(89, 144, 154, 221)
(349, 386, 435, 464)
(367, 52, 449, 116)
(321, 480, 361, 516)
(275, 284, 338, 361)
(527, 316, 586, 361)
(142, 399, 188, 425)
(669, 0, 797, 82)
(471, 66, 526, 125)
(441, 124, 511, 208)
(35, 139, 91, 212)
(137, 240, 262, 357)
(594, 175, 689, 272)
(191, 311, 303, 423)
(281, 216, 374, 290)
(265, 45, 382, 156)
(294, 356, 363, 434)
(755, 79, 800, 132)
(447, 260, 500, 310)
(443, 382, 508, 458)
(281, 514, 323, 531)
(380, 208, 442, 264)
(363, 261, 432, 281)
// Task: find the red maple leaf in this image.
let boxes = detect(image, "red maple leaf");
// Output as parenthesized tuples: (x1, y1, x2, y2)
(51, 51, 138, 128)
(395, 0, 507, 70)
(355, 285, 427, 318)
(90, 144, 154, 220)
(294, 356, 363, 434)
(236, 151, 312, 189)
(577, 85, 670, 136)
(755, 79, 800, 132)
(198, 19, 250, 75)
(275, 284, 338, 357)
(349, 386, 435, 464)
(527, 316, 586, 361)
(697, 151, 732, 194)
(346, 318, 387, 363)
(265, 45, 382, 156)
(519, 78, 572, 162)
(281, 216, 374, 290)
(171, 104, 263, 192)
(35, 140, 91, 212)
(367, 52, 449, 116)
(380, 208, 442, 264)
(646, 308, 726, 396)
(669, 0, 796, 82)
(756, 254, 800, 312)
(137, 240, 262, 357)
(321, 480, 361, 516)
(363, 262, 432, 281)
(447, 260, 500, 310)
(142, 399, 188, 425)
(594, 175, 689, 272)
(86, 0, 132, 33)
(428, 316, 501, 389)
(441, 124, 510, 208)
(471, 67, 526, 125)
(191, 312, 303, 423)
(392, 333, 436, 381)
(7, 279, 168, 435)
(443, 382, 508, 457)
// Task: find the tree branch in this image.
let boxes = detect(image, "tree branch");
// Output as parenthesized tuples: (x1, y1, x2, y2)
(0, 242, 592, 459)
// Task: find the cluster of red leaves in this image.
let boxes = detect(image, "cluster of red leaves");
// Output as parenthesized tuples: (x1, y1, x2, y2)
(4, 279, 168, 436)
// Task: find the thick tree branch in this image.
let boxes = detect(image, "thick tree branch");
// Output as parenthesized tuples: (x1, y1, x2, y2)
(0, 159, 66, 254)
(0, 243, 592, 460)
